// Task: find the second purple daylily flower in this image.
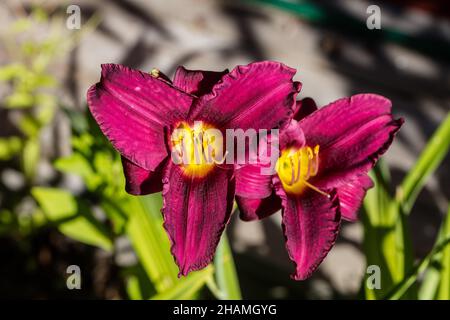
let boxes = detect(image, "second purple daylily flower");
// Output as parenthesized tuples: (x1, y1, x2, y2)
(87, 62, 300, 276)
(235, 94, 403, 280)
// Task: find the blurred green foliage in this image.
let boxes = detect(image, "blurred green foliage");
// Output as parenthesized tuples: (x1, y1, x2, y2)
(363, 114, 450, 300)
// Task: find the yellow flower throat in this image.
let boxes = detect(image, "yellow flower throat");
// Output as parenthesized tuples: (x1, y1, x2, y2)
(171, 122, 224, 178)
(275, 145, 329, 197)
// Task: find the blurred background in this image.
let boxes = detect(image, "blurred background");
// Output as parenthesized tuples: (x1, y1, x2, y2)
(0, 0, 449, 299)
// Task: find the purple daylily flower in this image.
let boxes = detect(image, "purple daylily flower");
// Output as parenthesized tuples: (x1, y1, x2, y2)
(235, 94, 403, 280)
(87, 62, 300, 275)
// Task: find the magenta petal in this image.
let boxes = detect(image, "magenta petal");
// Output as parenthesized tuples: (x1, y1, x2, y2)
(87, 64, 194, 171)
(235, 165, 272, 199)
(190, 61, 300, 130)
(337, 175, 373, 221)
(162, 164, 235, 276)
(301, 94, 403, 187)
(236, 192, 281, 221)
(121, 156, 164, 195)
(279, 120, 305, 150)
(274, 180, 341, 280)
(300, 94, 393, 148)
(173, 66, 228, 96)
(293, 97, 317, 121)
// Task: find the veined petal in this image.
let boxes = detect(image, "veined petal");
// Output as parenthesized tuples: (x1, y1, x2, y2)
(87, 64, 194, 171)
(121, 156, 164, 195)
(236, 192, 281, 221)
(337, 174, 373, 221)
(173, 66, 228, 96)
(189, 61, 300, 130)
(302, 94, 402, 189)
(235, 164, 272, 199)
(274, 178, 341, 280)
(280, 120, 305, 150)
(293, 97, 317, 121)
(300, 94, 393, 149)
(162, 163, 235, 276)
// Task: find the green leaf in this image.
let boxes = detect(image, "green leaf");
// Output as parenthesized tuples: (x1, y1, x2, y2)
(100, 198, 127, 235)
(59, 215, 113, 251)
(418, 265, 441, 300)
(363, 161, 415, 299)
(34, 74, 57, 88)
(55, 153, 101, 190)
(125, 194, 179, 293)
(71, 133, 94, 155)
(0, 64, 27, 81)
(35, 96, 56, 125)
(32, 187, 77, 220)
(55, 153, 94, 177)
(18, 115, 40, 138)
(213, 234, 242, 300)
(363, 162, 397, 298)
(150, 266, 213, 300)
(386, 206, 450, 300)
(31, 6, 49, 22)
(5, 92, 34, 109)
(397, 113, 450, 214)
(32, 187, 112, 251)
(437, 205, 450, 299)
(0, 137, 22, 160)
(125, 264, 156, 300)
(11, 18, 32, 33)
(22, 138, 40, 180)
(127, 275, 144, 300)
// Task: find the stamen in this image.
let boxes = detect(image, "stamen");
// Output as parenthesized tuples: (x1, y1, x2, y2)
(275, 144, 324, 196)
(303, 181, 330, 198)
(311, 145, 320, 176)
(305, 150, 312, 180)
(150, 68, 160, 78)
(289, 157, 296, 185)
(212, 150, 228, 165)
(192, 131, 202, 164)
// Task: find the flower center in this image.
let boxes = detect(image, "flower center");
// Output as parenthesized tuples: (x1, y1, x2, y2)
(275, 145, 329, 197)
(170, 121, 224, 178)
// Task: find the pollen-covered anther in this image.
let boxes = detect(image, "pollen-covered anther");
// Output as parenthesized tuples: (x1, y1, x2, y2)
(170, 121, 224, 178)
(276, 145, 329, 197)
(150, 68, 160, 78)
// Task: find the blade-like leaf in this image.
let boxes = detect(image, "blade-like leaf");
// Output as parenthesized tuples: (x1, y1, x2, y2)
(397, 113, 450, 214)
(213, 234, 242, 300)
(150, 266, 213, 300)
(386, 206, 450, 300)
(437, 205, 450, 299)
(418, 265, 441, 300)
(125, 193, 179, 293)
(363, 160, 415, 299)
(125, 264, 156, 300)
(419, 205, 450, 299)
